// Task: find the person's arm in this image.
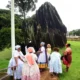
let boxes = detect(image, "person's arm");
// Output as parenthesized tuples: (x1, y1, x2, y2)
(13, 51, 18, 67)
(14, 57, 18, 67)
(38, 47, 44, 53)
(18, 56, 24, 62)
(63, 50, 67, 55)
(36, 47, 42, 54)
(33, 54, 38, 63)
(37, 51, 42, 53)
(20, 52, 25, 62)
(25, 46, 28, 54)
(34, 54, 37, 61)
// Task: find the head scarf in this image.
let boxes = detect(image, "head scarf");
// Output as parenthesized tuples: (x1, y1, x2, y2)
(15, 45, 21, 50)
(27, 47, 33, 53)
(40, 42, 45, 46)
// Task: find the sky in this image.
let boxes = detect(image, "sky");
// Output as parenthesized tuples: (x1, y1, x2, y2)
(0, 0, 80, 31)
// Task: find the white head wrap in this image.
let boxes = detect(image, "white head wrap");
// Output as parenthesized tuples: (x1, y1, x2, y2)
(15, 45, 21, 50)
(40, 42, 45, 46)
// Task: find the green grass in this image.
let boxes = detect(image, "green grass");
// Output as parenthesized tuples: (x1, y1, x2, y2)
(0, 48, 11, 69)
(60, 41, 80, 80)
(0, 41, 80, 80)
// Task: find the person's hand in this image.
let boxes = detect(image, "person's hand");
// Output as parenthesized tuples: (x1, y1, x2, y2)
(11, 66, 16, 70)
(14, 66, 16, 70)
(37, 51, 42, 54)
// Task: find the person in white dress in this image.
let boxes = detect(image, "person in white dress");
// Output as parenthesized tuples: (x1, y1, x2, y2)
(22, 47, 40, 80)
(7, 45, 24, 80)
(49, 47, 62, 76)
(37, 42, 48, 71)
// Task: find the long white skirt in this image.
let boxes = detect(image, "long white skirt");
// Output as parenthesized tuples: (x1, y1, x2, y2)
(7, 58, 23, 79)
(49, 58, 62, 73)
(38, 53, 46, 63)
(22, 62, 40, 80)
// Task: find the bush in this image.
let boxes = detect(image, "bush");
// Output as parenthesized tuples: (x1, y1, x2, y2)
(0, 28, 11, 50)
(0, 28, 24, 51)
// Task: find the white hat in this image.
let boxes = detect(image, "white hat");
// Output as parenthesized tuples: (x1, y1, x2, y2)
(15, 45, 21, 50)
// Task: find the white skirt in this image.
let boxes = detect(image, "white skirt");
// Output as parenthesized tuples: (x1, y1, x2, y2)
(49, 58, 62, 73)
(22, 62, 40, 80)
(38, 53, 46, 63)
(7, 58, 23, 79)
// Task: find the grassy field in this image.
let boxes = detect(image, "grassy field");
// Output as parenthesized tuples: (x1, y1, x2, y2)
(60, 41, 80, 80)
(0, 41, 80, 80)
(0, 48, 11, 69)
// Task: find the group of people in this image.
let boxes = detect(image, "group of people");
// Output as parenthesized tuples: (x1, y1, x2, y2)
(7, 41, 72, 80)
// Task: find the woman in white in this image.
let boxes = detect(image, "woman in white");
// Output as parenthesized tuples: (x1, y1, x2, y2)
(7, 45, 24, 80)
(22, 47, 40, 80)
(49, 47, 62, 76)
(37, 42, 48, 71)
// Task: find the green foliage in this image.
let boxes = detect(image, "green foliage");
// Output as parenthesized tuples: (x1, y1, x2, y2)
(7, 0, 38, 44)
(69, 29, 80, 36)
(26, 15, 37, 26)
(0, 48, 11, 69)
(15, 14, 22, 28)
(0, 28, 24, 51)
(0, 48, 11, 60)
(26, 25, 36, 44)
(0, 9, 24, 50)
(0, 9, 22, 29)
(15, 0, 37, 12)
(15, 28, 24, 44)
(7, 0, 38, 19)
(0, 28, 11, 50)
(0, 9, 11, 29)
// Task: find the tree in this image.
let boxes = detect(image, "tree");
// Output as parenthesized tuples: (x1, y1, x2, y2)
(0, 28, 24, 51)
(7, 0, 37, 19)
(0, 28, 11, 50)
(0, 9, 23, 51)
(0, 9, 22, 29)
(36, 2, 67, 47)
(69, 29, 80, 36)
(7, 0, 38, 44)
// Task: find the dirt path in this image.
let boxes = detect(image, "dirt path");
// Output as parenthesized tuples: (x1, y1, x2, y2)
(0, 70, 59, 80)
(40, 70, 59, 80)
